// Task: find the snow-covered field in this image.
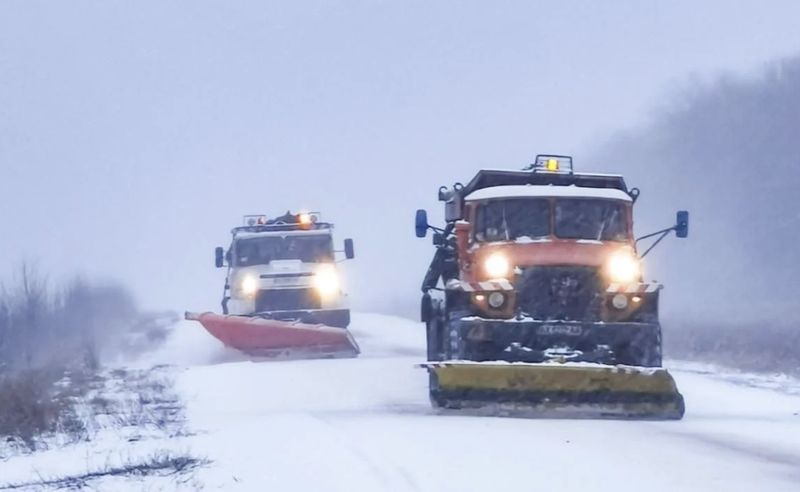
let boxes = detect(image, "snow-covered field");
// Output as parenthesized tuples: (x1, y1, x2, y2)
(3, 313, 800, 491)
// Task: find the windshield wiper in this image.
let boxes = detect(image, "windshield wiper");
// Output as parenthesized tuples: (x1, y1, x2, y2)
(596, 208, 618, 240)
(501, 206, 510, 241)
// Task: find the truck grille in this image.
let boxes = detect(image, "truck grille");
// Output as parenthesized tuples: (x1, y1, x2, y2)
(516, 266, 602, 321)
(255, 288, 321, 312)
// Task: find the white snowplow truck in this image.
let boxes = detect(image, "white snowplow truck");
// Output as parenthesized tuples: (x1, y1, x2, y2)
(217, 212, 355, 327)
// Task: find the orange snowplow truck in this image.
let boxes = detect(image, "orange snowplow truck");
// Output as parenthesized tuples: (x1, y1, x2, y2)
(415, 155, 689, 419)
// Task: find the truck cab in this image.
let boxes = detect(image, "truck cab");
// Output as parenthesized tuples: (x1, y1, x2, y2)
(216, 212, 355, 328)
(456, 181, 642, 322)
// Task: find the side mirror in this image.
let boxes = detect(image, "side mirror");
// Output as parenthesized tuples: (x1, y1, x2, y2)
(214, 247, 225, 268)
(415, 209, 429, 238)
(344, 238, 355, 259)
(675, 210, 689, 238)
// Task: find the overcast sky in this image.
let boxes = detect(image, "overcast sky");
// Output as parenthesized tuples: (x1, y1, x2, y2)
(2, 1, 800, 315)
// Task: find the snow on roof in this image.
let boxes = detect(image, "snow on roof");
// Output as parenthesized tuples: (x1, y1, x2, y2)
(465, 184, 632, 202)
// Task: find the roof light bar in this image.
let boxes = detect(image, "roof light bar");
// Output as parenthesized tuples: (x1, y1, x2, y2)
(529, 154, 574, 174)
(242, 212, 322, 227)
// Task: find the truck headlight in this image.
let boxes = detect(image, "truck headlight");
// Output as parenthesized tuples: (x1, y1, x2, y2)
(606, 251, 640, 284)
(484, 253, 511, 279)
(313, 265, 340, 296)
(240, 275, 258, 297)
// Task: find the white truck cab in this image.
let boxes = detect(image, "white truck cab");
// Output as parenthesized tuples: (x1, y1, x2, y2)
(215, 212, 355, 328)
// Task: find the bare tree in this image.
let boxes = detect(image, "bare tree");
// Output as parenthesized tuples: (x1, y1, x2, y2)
(17, 263, 48, 368)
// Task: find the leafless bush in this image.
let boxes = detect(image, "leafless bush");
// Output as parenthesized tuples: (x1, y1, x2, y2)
(0, 263, 184, 456)
(0, 263, 177, 373)
(1, 366, 186, 454)
(0, 368, 90, 450)
(105, 372, 186, 435)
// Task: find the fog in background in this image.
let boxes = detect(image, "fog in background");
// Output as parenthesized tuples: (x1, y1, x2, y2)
(588, 56, 800, 325)
(2, 2, 800, 322)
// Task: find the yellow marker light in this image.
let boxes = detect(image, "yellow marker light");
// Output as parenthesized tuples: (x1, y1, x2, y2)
(298, 213, 312, 225)
(546, 159, 559, 171)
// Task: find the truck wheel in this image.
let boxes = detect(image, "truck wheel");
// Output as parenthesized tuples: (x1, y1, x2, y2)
(617, 346, 662, 367)
(221, 296, 230, 315)
(426, 317, 444, 361)
(617, 330, 663, 367)
(442, 308, 471, 360)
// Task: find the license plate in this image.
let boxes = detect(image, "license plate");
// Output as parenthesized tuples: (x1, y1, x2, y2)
(537, 324, 583, 336)
(273, 277, 299, 285)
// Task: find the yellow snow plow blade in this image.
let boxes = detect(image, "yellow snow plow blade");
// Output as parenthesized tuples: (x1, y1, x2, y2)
(422, 362, 685, 420)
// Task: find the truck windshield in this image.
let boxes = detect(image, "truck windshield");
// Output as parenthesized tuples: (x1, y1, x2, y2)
(475, 198, 550, 242)
(554, 199, 628, 241)
(474, 197, 629, 242)
(234, 235, 334, 266)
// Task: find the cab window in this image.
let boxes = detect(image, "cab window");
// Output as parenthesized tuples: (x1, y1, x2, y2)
(554, 199, 628, 241)
(474, 199, 550, 242)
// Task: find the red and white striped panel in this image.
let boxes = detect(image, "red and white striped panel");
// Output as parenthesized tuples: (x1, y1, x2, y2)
(606, 282, 662, 294)
(446, 279, 514, 292)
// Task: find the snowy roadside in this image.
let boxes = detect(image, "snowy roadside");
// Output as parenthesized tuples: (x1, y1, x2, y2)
(0, 366, 205, 491)
(4, 313, 799, 491)
(669, 359, 800, 396)
(664, 318, 800, 378)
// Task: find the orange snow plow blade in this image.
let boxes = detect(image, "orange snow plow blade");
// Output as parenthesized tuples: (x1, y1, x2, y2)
(185, 311, 360, 359)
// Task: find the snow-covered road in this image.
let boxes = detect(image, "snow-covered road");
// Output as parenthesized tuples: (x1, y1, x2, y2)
(168, 313, 800, 491)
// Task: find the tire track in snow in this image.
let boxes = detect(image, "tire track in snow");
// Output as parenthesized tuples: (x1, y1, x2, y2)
(659, 428, 800, 482)
(309, 411, 422, 492)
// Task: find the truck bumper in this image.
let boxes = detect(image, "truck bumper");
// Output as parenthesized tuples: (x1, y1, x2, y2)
(450, 317, 660, 365)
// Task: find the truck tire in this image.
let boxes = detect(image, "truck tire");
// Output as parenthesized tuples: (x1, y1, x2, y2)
(442, 307, 475, 361)
(426, 317, 444, 361)
(617, 345, 662, 367)
(617, 328, 663, 367)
